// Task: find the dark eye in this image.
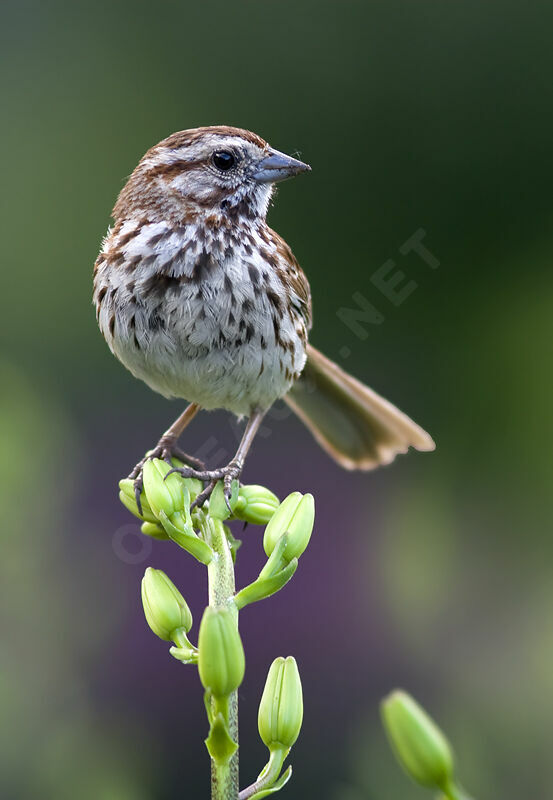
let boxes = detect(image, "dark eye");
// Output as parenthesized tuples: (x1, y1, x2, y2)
(212, 151, 236, 171)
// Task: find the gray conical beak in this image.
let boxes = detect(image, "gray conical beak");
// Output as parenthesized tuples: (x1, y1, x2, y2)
(253, 148, 311, 183)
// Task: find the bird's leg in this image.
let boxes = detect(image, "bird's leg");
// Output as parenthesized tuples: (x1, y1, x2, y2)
(129, 403, 203, 511)
(167, 410, 266, 510)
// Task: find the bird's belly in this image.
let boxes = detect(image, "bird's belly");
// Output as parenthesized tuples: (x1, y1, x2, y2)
(99, 276, 306, 417)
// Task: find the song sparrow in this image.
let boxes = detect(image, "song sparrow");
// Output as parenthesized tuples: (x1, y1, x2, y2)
(93, 126, 434, 507)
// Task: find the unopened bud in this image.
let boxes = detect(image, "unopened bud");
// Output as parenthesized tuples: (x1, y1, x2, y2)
(233, 485, 280, 525)
(140, 521, 170, 540)
(119, 478, 157, 523)
(208, 480, 239, 521)
(381, 690, 454, 790)
(185, 477, 204, 503)
(167, 461, 203, 504)
(198, 607, 245, 698)
(263, 492, 314, 562)
(141, 567, 192, 642)
(143, 459, 185, 518)
(258, 656, 303, 750)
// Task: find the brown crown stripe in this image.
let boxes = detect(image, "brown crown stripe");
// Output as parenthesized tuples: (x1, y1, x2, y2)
(159, 126, 267, 151)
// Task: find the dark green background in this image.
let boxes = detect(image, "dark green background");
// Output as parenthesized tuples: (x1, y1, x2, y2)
(2, 1, 552, 797)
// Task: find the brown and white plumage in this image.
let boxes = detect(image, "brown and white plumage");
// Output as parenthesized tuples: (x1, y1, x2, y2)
(94, 127, 310, 416)
(93, 126, 433, 500)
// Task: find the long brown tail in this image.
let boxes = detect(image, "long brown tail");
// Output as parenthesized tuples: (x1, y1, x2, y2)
(284, 344, 435, 470)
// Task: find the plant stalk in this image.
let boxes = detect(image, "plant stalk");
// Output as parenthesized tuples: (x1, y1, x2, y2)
(207, 518, 239, 800)
(238, 746, 288, 800)
(443, 780, 471, 800)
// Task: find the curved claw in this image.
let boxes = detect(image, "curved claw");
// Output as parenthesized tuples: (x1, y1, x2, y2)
(190, 479, 218, 511)
(133, 476, 145, 516)
(224, 469, 240, 512)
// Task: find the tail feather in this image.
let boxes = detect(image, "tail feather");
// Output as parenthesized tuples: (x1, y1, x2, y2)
(284, 344, 435, 470)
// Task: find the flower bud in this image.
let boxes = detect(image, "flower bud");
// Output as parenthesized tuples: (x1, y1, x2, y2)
(258, 657, 303, 750)
(141, 567, 192, 642)
(208, 480, 239, 521)
(185, 477, 204, 502)
(198, 607, 245, 698)
(233, 485, 280, 525)
(142, 459, 185, 518)
(140, 521, 170, 540)
(380, 690, 454, 789)
(119, 478, 157, 523)
(166, 458, 204, 503)
(263, 492, 314, 562)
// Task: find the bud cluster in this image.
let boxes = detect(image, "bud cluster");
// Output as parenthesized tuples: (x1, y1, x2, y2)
(139, 459, 213, 563)
(118, 460, 312, 795)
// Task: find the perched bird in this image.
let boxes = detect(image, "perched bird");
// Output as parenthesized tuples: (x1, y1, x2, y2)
(93, 126, 434, 506)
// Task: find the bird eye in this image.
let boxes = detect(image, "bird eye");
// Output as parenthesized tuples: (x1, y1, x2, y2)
(212, 151, 236, 171)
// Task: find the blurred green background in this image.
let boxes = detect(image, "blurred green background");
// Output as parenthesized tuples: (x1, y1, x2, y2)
(2, 0, 552, 797)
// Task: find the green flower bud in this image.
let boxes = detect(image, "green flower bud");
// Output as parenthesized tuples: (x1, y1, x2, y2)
(233, 485, 280, 525)
(258, 657, 303, 749)
(198, 607, 245, 698)
(263, 492, 314, 562)
(208, 480, 239, 521)
(118, 478, 157, 523)
(142, 459, 185, 518)
(140, 521, 170, 540)
(167, 460, 203, 503)
(164, 456, 204, 500)
(141, 567, 192, 642)
(185, 477, 204, 502)
(380, 690, 454, 790)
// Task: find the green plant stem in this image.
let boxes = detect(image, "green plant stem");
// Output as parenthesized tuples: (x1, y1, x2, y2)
(238, 746, 288, 800)
(443, 780, 471, 800)
(207, 517, 239, 800)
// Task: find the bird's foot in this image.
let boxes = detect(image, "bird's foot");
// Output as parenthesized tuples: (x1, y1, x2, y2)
(129, 435, 206, 515)
(166, 458, 244, 511)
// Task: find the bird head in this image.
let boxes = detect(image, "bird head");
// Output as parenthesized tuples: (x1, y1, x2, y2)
(113, 126, 310, 223)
